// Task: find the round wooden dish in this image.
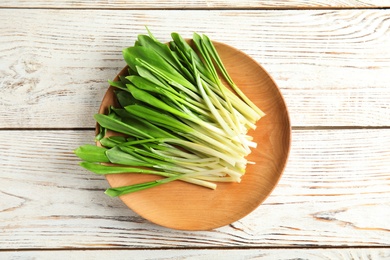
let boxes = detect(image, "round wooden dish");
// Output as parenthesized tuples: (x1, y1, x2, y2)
(97, 41, 291, 230)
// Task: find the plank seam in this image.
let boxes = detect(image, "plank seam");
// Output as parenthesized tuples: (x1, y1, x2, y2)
(1, 246, 390, 252)
(0, 7, 389, 11)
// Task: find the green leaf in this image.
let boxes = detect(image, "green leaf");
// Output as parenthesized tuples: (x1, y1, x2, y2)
(108, 79, 128, 92)
(124, 104, 192, 133)
(95, 124, 107, 141)
(127, 75, 177, 97)
(105, 146, 154, 167)
(137, 34, 193, 81)
(171, 32, 212, 80)
(80, 162, 170, 176)
(105, 173, 185, 196)
(74, 144, 109, 163)
(123, 45, 198, 97)
(94, 113, 153, 139)
(115, 89, 137, 107)
(201, 34, 265, 118)
(99, 136, 128, 148)
(127, 84, 189, 119)
(112, 107, 179, 139)
(104, 180, 164, 196)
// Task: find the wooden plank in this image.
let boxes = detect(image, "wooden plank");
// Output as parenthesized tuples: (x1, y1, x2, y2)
(1, 129, 389, 249)
(2, 248, 390, 259)
(1, 0, 389, 9)
(1, 9, 389, 128)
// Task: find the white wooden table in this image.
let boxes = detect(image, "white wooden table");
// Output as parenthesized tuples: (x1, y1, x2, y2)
(1, 1, 390, 259)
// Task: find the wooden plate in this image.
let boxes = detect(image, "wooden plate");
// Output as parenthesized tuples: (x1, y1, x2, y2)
(97, 40, 291, 230)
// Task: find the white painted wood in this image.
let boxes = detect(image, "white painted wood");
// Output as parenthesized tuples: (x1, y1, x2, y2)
(1, 130, 389, 249)
(1, 2, 389, 257)
(1, 0, 389, 9)
(1, 9, 389, 128)
(3, 248, 390, 259)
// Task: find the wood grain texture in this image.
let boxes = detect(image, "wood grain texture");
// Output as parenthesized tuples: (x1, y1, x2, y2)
(1, 9, 389, 128)
(3, 248, 390, 259)
(1, 0, 389, 9)
(1, 130, 389, 249)
(1, 1, 389, 257)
